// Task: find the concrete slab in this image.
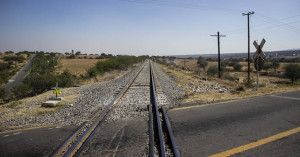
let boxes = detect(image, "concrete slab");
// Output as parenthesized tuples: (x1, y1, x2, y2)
(42, 100, 60, 107)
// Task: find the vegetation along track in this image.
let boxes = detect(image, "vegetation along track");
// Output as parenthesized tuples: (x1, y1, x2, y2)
(51, 60, 180, 157)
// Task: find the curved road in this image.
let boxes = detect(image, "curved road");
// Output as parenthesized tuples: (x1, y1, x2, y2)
(2, 54, 35, 94)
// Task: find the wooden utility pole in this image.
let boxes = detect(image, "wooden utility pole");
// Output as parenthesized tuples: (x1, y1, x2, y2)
(210, 32, 226, 78)
(242, 11, 255, 83)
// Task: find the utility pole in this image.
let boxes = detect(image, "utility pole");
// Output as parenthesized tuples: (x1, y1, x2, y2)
(210, 32, 226, 78)
(242, 11, 254, 83)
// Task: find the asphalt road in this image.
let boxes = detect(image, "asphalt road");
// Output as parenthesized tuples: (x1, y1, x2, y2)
(2, 54, 35, 93)
(169, 91, 300, 157)
(0, 126, 77, 157)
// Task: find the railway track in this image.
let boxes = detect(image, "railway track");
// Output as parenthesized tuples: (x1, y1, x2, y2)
(149, 62, 181, 157)
(51, 61, 180, 157)
(51, 62, 146, 157)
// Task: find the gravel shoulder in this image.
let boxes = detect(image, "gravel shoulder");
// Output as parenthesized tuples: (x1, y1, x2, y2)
(0, 64, 143, 131)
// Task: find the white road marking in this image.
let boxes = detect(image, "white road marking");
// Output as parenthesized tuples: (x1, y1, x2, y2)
(13, 132, 21, 135)
(270, 95, 300, 101)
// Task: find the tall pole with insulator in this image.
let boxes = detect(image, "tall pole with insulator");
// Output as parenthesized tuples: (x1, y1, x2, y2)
(242, 11, 255, 83)
(210, 32, 226, 78)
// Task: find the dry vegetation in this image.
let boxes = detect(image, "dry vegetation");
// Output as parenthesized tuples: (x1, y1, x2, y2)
(56, 58, 106, 76)
(159, 60, 300, 105)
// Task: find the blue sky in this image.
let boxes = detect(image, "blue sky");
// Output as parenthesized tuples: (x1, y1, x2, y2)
(0, 0, 299, 55)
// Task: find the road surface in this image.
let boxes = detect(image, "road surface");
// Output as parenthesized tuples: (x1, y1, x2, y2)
(2, 54, 35, 94)
(169, 91, 300, 157)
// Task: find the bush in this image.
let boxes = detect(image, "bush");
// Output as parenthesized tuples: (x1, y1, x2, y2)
(271, 60, 280, 71)
(207, 65, 218, 76)
(87, 67, 98, 78)
(284, 64, 300, 83)
(3, 55, 26, 62)
(0, 87, 5, 99)
(0, 62, 10, 71)
(57, 71, 76, 87)
(243, 77, 255, 88)
(24, 73, 57, 94)
(207, 65, 225, 77)
(87, 55, 146, 78)
(12, 84, 32, 98)
(223, 73, 239, 81)
(262, 62, 272, 72)
(233, 62, 242, 71)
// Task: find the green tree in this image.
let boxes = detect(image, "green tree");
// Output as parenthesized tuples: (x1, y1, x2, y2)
(284, 64, 300, 83)
(197, 56, 208, 71)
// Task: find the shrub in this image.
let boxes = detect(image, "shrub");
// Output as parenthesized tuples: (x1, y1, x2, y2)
(87, 55, 145, 78)
(24, 73, 57, 94)
(87, 67, 98, 78)
(262, 62, 272, 72)
(207, 65, 218, 76)
(0, 62, 10, 71)
(284, 64, 300, 83)
(57, 71, 76, 87)
(3, 55, 26, 62)
(243, 77, 255, 88)
(12, 84, 32, 98)
(207, 65, 225, 77)
(0, 87, 5, 99)
(271, 60, 280, 71)
(233, 62, 242, 71)
(223, 72, 239, 81)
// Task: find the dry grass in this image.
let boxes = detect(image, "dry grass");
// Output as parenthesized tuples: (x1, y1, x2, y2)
(0, 89, 80, 127)
(56, 58, 105, 76)
(159, 63, 300, 105)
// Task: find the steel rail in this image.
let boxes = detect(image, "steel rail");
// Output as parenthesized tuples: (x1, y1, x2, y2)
(161, 107, 181, 157)
(148, 104, 155, 157)
(149, 62, 166, 157)
(51, 62, 146, 157)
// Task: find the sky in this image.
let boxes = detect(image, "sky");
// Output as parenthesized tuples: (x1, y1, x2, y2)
(0, 0, 299, 56)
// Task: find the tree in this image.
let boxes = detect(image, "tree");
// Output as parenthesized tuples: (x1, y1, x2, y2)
(262, 62, 272, 72)
(197, 56, 208, 80)
(75, 51, 81, 55)
(197, 56, 208, 71)
(284, 64, 300, 83)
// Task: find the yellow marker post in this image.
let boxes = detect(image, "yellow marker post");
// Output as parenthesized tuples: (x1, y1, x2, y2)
(53, 88, 62, 98)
